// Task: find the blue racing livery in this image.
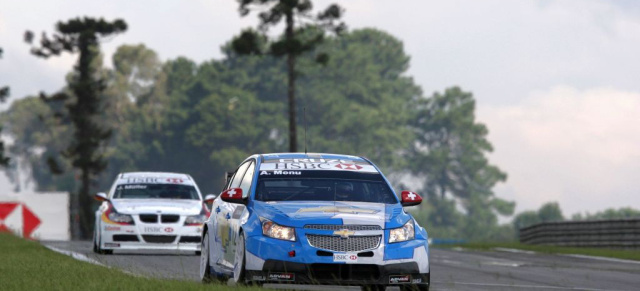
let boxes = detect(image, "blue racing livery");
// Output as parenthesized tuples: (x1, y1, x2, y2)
(199, 153, 430, 290)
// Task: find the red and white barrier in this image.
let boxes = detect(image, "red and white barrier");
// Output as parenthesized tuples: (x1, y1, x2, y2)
(0, 192, 70, 240)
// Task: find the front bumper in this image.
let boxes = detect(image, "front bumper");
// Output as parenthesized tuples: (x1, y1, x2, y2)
(246, 260, 430, 286)
(100, 224, 203, 251)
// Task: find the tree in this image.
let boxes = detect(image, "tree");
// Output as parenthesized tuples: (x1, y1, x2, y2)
(572, 207, 640, 221)
(231, 0, 345, 152)
(25, 17, 127, 238)
(410, 87, 514, 240)
(513, 202, 564, 231)
(0, 47, 10, 166)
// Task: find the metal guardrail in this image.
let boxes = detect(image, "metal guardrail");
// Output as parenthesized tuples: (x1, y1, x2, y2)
(519, 219, 640, 248)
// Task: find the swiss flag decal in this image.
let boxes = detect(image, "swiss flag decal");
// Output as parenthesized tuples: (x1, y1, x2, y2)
(400, 190, 422, 206)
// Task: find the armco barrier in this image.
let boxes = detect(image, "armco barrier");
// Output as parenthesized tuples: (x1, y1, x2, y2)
(0, 192, 70, 240)
(519, 219, 640, 249)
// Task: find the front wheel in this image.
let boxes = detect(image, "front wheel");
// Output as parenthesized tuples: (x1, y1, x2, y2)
(232, 232, 246, 285)
(200, 232, 215, 283)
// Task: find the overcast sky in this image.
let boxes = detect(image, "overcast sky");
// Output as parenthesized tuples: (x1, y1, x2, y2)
(1, 0, 639, 217)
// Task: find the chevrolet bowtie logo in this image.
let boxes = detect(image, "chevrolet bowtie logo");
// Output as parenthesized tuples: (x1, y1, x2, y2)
(333, 229, 355, 239)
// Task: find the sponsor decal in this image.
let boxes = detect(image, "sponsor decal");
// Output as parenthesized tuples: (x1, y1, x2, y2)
(164, 227, 174, 233)
(104, 226, 121, 231)
(104, 243, 121, 248)
(268, 273, 295, 281)
(125, 229, 135, 233)
(297, 206, 379, 214)
(333, 253, 358, 263)
(334, 163, 363, 170)
(144, 226, 163, 233)
(412, 278, 422, 283)
(259, 158, 378, 173)
(389, 275, 411, 284)
(252, 275, 266, 281)
(166, 178, 184, 183)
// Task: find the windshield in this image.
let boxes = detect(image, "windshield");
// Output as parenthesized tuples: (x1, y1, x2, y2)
(113, 183, 200, 200)
(255, 171, 397, 203)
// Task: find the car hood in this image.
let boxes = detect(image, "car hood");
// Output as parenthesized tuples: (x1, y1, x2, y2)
(111, 199, 202, 215)
(253, 201, 411, 229)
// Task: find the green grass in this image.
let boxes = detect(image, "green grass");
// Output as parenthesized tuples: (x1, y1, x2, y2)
(437, 241, 640, 261)
(0, 233, 258, 291)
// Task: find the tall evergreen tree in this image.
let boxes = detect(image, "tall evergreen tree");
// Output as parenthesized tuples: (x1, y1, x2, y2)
(25, 17, 127, 238)
(0, 47, 10, 166)
(231, 0, 345, 152)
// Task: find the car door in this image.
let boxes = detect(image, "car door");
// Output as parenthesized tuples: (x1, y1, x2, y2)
(215, 161, 251, 269)
(228, 160, 255, 265)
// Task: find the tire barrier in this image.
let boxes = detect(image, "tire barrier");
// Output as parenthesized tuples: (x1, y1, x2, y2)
(519, 219, 640, 249)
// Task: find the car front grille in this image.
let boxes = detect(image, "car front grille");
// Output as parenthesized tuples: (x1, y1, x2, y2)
(179, 236, 201, 243)
(309, 264, 380, 281)
(139, 214, 158, 223)
(142, 235, 176, 243)
(113, 235, 139, 242)
(306, 234, 381, 252)
(304, 224, 382, 231)
(161, 214, 180, 223)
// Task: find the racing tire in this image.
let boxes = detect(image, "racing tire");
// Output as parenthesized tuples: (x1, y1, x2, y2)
(200, 232, 216, 283)
(93, 229, 113, 255)
(232, 232, 247, 285)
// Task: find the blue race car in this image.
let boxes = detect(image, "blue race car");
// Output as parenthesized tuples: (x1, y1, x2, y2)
(199, 153, 429, 291)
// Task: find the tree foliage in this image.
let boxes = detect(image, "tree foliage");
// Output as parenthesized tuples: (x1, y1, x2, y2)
(5, 28, 514, 241)
(408, 87, 514, 240)
(513, 202, 564, 231)
(231, 0, 345, 152)
(25, 17, 127, 238)
(572, 207, 640, 221)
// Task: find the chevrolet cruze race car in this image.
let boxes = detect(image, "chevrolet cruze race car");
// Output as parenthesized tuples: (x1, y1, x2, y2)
(200, 153, 429, 290)
(93, 172, 211, 254)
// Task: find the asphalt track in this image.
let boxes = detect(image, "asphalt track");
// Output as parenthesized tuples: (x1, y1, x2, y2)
(42, 241, 640, 291)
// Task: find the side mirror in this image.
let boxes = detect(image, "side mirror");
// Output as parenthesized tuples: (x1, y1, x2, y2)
(204, 194, 216, 203)
(220, 188, 246, 205)
(400, 190, 422, 207)
(94, 192, 108, 202)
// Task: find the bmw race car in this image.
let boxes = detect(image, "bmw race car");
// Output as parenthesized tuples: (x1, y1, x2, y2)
(93, 172, 212, 254)
(200, 153, 430, 290)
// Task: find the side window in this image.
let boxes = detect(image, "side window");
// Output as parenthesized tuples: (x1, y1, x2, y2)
(229, 162, 251, 189)
(238, 162, 255, 198)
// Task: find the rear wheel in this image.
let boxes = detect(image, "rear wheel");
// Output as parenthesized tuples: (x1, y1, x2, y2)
(232, 232, 246, 285)
(200, 232, 215, 283)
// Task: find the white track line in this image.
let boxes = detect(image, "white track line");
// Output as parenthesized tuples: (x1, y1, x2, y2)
(432, 281, 623, 291)
(44, 245, 105, 266)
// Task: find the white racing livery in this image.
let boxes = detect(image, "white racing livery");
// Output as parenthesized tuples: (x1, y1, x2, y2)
(93, 172, 211, 254)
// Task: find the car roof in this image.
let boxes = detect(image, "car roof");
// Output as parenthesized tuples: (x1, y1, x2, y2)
(260, 152, 370, 164)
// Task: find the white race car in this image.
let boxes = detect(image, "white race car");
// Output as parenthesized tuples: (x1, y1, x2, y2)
(93, 172, 212, 254)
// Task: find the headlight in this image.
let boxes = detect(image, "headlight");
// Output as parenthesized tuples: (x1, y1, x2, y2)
(184, 215, 206, 226)
(261, 218, 296, 241)
(106, 209, 134, 225)
(389, 220, 414, 243)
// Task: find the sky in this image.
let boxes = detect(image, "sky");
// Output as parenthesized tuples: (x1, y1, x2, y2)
(1, 0, 639, 217)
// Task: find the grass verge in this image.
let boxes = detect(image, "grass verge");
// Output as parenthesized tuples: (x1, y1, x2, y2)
(0, 233, 258, 291)
(437, 241, 640, 261)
